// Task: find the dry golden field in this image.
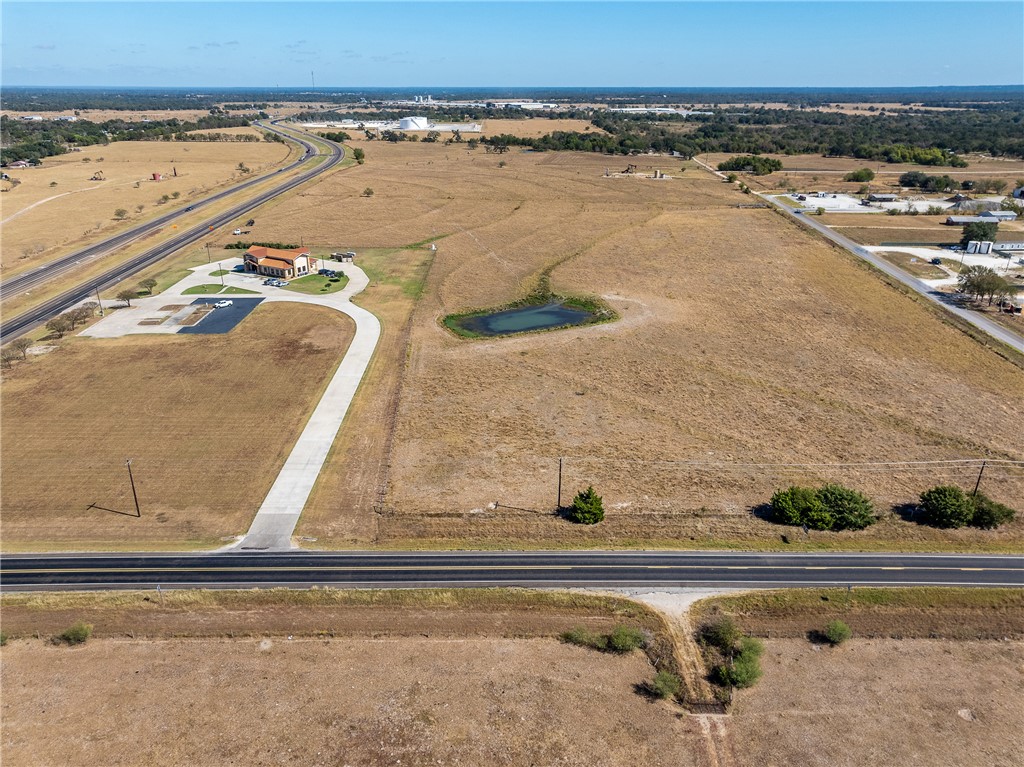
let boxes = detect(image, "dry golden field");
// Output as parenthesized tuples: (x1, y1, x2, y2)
(0, 304, 353, 549)
(731, 638, 1024, 767)
(234, 138, 1024, 550)
(2, 588, 1021, 767)
(481, 118, 607, 137)
(0, 138, 291, 272)
(0, 637, 704, 767)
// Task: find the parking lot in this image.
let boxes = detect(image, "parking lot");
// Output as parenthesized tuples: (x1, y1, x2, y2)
(179, 297, 265, 335)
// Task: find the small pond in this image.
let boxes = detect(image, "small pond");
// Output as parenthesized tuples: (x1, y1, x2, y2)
(453, 301, 597, 337)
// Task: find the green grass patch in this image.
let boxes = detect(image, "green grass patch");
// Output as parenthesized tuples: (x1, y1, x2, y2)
(182, 284, 227, 295)
(705, 587, 1024, 614)
(209, 269, 230, 277)
(355, 246, 436, 300)
(283, 273, 350, 295)
(222, 286, 258, 294)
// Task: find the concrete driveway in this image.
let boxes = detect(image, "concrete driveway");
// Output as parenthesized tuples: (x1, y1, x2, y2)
(79, 258, 382, 550)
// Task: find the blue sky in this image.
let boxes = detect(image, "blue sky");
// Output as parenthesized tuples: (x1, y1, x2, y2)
(3, 1, 1022, 88)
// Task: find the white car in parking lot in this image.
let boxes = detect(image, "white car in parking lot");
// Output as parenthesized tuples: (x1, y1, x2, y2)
(213, 300, 233, 308)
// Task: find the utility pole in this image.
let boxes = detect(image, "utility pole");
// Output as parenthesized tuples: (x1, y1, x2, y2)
(557, 457, 563, 510)
(218, 262, 224, 286)
(95, 285, 104, 316)
(125, 458, 141, 517)
(972, 460, 987, 497)
(206, 242, 212, 263)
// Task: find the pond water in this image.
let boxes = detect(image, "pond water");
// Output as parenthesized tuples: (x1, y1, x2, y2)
(455, 301, 596, 336)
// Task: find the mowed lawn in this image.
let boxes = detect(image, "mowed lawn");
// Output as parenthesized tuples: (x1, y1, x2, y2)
(0, 303, 354, 549)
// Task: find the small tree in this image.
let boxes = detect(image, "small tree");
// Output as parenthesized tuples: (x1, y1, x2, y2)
(116, 289, 136, 306)
(649, 670, 682, 699)
(9, 337, 33, 359)
(45, 315, 74, 339)
(817, 484, 874, 530)
(960, 221, 998, 248)
(237, 162, 250, 173)
(726, 173, 738, 183)
(171, 191, 181, 199)
(0, 349, 19, 369)
(352, 148, 365, 164)
(824, 620, 852, 645)
(113, 208, 128, 220)
(139, 277, 158, 295)
(919, 485, 974, 528)
(135, 204, 145, 213)
(362, 187, 374, 197)
(568, 485, 604, 524)
(770, 486, 824, 527)
(844, 168, 875, 182)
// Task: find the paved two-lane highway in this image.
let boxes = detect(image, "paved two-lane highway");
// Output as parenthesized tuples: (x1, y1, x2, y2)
(2, 551, 1021, 591)
(0, 122, 343, 344)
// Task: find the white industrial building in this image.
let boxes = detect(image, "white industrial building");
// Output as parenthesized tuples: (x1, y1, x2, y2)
(301, 115, 481, 133)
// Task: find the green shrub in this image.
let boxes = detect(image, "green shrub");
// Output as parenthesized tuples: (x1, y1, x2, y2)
(699, 616, 742, 653)
(56, 621, 92, 645)
(770, 486, 823, 526)
(770, 484, 875, 531)
(0, 632, 8, 647)
(970, 493, 1016, 529)
(649, 670, 682, 699)
(567, 485, 604, 525)
(560, 626, 608, 651)
(712, 637, 764, 688)
(824, 620, 852, 645)
(844, 168, 875, 182)
(608, 624, 646, 652)
(919, 485, 974, 528)
(817, 484, 875, 530)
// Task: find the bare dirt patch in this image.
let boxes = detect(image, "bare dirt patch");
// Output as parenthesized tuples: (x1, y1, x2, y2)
(0, 636, 703, 767)
(0, 303, 354, 549)
(731, 638, 1024, 767)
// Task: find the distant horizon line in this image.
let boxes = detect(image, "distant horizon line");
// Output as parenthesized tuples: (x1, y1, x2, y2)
(5, 84, 1023, 91)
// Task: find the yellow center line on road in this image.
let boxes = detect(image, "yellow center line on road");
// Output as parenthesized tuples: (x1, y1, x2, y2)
(5, 564, 1020, 576)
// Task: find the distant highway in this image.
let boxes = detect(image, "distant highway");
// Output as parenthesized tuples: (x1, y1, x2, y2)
(1, 551, 1021, 591)
(0, 123, 343, 344)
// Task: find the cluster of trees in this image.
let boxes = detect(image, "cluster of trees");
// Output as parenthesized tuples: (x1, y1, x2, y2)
(844, 168, 875, 182)
(716, 155, 783, 175)
(225, 240, 299, 250)
(898, 171, 961, 192)
(318, 131, 351, 143)
(0, 337, 34, 368)
(699, 617, 763, 690)
(957, 265, 1015, 305)
(850, 144, 967, 166)
(1, 114, 253, 164)
(44, 302, 99, 339)
(173, 131, 260, 143)
(918, 486, 1016, 529)
(769, 484, 876, 531)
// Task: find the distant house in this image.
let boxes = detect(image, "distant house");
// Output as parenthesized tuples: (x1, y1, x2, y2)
(55, 115, 78, 122)
(19, 115, 43, 122)
(980, 210, 1018, 221)
(243, 246, 312, 279)
(5, 160, 31, 169)
(867, 193, 898, 202)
